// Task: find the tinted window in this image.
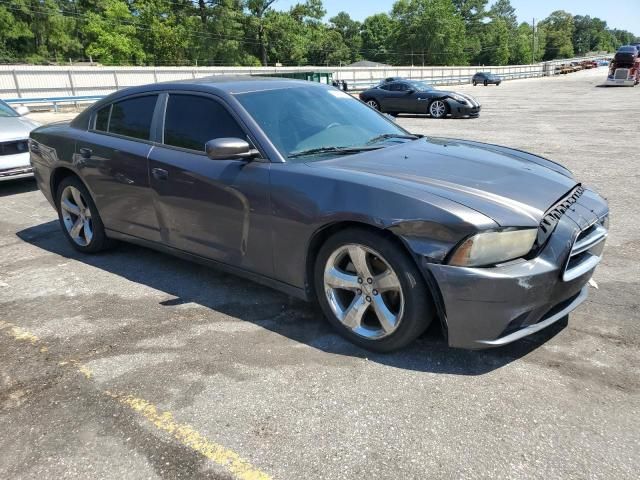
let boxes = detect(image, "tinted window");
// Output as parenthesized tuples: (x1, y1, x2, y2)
(379, 84, 392, 91)
(95, 105, 110, 131)
(163, 94, 245, 151)
(109, 95, 157, 140)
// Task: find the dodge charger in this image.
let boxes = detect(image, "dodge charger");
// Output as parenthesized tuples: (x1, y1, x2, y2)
(29, 77, 609, 352)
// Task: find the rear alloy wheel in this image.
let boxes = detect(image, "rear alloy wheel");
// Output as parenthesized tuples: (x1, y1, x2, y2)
(429, 100, 448, 119)
(315, 229, 434, 352)
(56, 176, 111, 253)
(366, 99, 380, 111)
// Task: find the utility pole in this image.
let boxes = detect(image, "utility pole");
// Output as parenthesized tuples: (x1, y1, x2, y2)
(532, 18, 536, 64)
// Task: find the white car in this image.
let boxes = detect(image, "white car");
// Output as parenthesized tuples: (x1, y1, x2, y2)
(0, 100, 40, 181)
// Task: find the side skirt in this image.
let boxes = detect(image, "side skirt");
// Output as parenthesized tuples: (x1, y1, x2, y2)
(105, 229, 310, 301)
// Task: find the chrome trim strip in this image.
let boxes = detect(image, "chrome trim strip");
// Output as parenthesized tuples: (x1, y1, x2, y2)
(476, 286, 588, 346)
(563, 254, 601, 282)
(571, 224, 608, 256)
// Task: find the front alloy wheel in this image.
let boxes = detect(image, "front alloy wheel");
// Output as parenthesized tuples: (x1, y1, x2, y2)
(315, 228, 434, 352)
(429, 100, 448, 119)
(324, 244, 404, 339)
(366, 99, 380, 110)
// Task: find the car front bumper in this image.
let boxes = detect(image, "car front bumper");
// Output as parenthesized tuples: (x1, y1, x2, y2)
(450, 103, 481, 118)
(0, 151, 33, 181)
(423, 189, 608, 349)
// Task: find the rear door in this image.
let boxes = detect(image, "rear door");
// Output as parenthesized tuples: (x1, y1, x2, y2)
(75, 94, 162, 241)
(148, 92, 273, 277)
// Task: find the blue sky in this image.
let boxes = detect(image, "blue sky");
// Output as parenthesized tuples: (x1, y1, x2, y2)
(275, 0, 639, 36)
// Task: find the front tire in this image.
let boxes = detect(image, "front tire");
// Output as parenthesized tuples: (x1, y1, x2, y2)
(314, 228, 434, 352)
(429, 100, 449, 119)
(366, 99, 381, 111)
(56, 176, 111, 253)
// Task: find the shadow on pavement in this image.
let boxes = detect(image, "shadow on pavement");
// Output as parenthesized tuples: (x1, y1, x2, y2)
(17, 221, 567, 377)
(0, 178, 38, 197)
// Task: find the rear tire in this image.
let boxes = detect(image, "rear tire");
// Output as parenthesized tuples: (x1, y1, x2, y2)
(473, 81, 477, 86)
(56, 176, 112, 253)
(483, 79, 488, 86)
(314, 228, 434, 352)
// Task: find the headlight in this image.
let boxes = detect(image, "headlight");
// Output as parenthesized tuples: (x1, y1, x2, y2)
(448, 229, 537, 267)
(449, 93, 469, 105)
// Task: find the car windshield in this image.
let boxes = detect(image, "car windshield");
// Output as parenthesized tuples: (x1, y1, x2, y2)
(235, 86, 415, 161)
(619, 47, 635, 52)
(405, 81, 433, 91)
(0, 100, 18, 118)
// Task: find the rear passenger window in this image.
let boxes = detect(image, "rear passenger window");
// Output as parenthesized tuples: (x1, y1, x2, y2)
(95, 105, 110, 132)
(163, 94, 245, 151)
(108, 95, 158, 140)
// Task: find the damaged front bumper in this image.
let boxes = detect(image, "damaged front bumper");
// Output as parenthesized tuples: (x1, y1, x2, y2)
(423, 190, 608, 349)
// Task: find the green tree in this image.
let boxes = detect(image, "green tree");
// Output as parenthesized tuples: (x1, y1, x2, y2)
(84, 0, 146, 64)
(329, 12, 362, 63)
(479, 18, 510, 65)
(452, 0, 488, 62)
(246, 0, 277, 65)
(390, 0, 466, 66)
(539, 10, 575, 60)
(0, 3, 33, 61)
(360, 13, 394, 64)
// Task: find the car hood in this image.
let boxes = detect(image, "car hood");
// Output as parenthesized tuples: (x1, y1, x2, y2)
(0, 116, 40, 141)
(312, 137, 578, 227)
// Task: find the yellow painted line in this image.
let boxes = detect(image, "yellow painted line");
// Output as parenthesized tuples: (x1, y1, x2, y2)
(0, 321, 40, 344)
(106, 392, 272, 480)
(0, 321, 273, 480)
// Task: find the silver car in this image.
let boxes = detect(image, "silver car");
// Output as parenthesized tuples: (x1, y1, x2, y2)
(1, 100, 39, 181)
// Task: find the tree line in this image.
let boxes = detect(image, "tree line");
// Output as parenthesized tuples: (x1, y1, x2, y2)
(0, 0, 638, 67)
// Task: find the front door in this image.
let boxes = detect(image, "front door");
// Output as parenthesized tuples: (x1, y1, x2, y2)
(148, 93, 273, 278)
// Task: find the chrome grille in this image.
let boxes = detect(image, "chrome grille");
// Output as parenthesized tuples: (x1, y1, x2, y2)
(563, 218, 608, 282)
(614, 68, 630, 80)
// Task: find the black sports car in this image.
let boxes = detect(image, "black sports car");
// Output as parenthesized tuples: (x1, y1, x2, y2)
(359, 79, 480, 119)
(472, 72, 502, 86)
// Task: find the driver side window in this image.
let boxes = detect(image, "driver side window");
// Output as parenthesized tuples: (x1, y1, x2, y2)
(163, 94, 246, 152)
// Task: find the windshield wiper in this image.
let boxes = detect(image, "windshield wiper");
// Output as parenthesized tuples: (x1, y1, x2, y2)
(365, 133, 419, 145)
(288, 146, 383, 159)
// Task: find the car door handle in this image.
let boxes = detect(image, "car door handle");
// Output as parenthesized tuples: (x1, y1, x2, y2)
(152, 168, 169, 181)
(79, 147, 92, 159)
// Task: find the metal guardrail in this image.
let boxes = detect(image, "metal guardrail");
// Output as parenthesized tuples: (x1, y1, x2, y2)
(1, 55, 608, 110)
(4, 95, 103, 111)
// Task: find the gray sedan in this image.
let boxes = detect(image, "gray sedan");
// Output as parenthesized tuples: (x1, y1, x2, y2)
(0, 100, 39, 181)
(29, 77, 608, 351)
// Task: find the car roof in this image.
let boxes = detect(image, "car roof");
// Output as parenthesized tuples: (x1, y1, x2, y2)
(105, 75, 328, 99)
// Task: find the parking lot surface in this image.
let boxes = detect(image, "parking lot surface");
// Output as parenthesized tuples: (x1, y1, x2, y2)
(1, 68, 639, 479)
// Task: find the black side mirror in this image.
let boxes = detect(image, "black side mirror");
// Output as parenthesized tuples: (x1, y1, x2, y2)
(205, 138, 259, 161)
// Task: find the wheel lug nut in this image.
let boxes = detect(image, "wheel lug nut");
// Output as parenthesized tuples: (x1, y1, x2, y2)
(358, 278, 363, 284)
(373, 290, 378, 296)
(366, 296, 371, 302)
(367, 278, 373, 284)
(357, 289, 362, 295)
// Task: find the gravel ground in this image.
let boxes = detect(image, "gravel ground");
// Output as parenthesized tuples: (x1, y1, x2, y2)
(1, 68, 639, 480)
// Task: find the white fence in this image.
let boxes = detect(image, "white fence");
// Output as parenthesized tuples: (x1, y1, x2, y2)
(0, 56, 607, 107)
